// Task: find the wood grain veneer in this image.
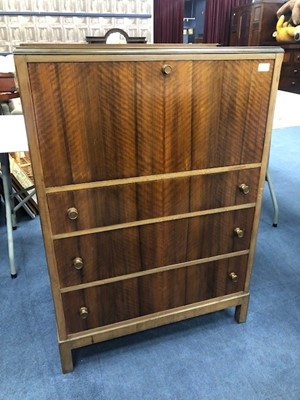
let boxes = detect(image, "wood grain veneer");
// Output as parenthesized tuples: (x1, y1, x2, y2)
(14, 44, 283, 373)
(27, 59, 272, 186)
(46, 168, 260, 234)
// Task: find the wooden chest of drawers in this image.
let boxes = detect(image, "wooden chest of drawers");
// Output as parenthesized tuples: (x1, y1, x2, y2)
(278, 43, 300, 94)
(229, 2, 300, 94)
(14, 44, 283, 373)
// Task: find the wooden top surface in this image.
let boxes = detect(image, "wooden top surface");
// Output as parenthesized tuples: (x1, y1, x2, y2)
(13, 43, 284, 56)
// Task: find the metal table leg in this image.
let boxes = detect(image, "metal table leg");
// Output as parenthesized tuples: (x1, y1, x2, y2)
(266, 168, 279, 227)
(0, 153, 17, 278)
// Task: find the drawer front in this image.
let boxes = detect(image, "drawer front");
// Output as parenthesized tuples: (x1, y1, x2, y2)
(61, 255, 248, 334)
(279, 76, 300, 94)
(47, 168, 260, 235)
(282, 66, 300, 77)
(28, 60, 273, 186)
(283, 51, 300, 65)
(54, 208, 254, 287)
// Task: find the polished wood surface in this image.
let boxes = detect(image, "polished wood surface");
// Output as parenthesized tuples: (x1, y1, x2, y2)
(0, 92, 19, 102)
(277, 43, 300, 94)
(229, 2, 300, 94)
(27, 60, 272, 186)
(62, 255, 248, 334)
(47, 168, 260, 234)
(0, 72, 17, 93)
(54, 208, 254, 287)
(14, 44, 283, 372)
(230, 2, 282, 46)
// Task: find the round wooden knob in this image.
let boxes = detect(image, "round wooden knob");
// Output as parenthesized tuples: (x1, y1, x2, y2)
(161, 64, 172, 75)
(229, 272, 238, 282)
(239, 183, 250, 195)
(234, 227, 244, 238)
(73, 257, 84, 270)
(67, 207, 78, 220)
(79, 307, 89, 319)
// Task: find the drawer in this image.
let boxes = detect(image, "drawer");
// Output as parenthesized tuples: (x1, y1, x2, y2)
(282, 66, 300, 77)
(279, 76, 300, 94)
(47, 168, 260, 234)
(61, 255, 248, 334)
(54, 208, 254, 287)
(282, 51, 300, 65)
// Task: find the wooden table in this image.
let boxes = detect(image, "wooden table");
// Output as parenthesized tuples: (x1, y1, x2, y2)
(0, 92, 19, 102)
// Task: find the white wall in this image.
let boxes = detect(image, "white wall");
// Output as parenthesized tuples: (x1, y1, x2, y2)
(0, 0, 153, 53)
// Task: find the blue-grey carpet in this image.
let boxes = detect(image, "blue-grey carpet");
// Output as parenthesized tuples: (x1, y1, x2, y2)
(0, 126, 299, 400)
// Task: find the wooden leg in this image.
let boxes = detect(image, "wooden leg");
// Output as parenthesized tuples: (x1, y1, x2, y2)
(59, 343, 74, 373)
(235, 296, 249, 323)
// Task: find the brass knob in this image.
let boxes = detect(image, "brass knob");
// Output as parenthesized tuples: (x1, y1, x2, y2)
(162, 64, 172, 75)
(229, 272, 238, 282)
(73, 257, 84, 270)
(234, 227, 244, 238)
(67, 207, 78, 220)
(79, 307, 89, 319)
(239, 183, 250, 195)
